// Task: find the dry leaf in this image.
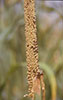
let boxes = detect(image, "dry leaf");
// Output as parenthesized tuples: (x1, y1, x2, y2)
(33, 76, 41, 95)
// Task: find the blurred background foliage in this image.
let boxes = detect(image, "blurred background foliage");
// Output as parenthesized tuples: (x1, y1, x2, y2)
(0, 0, 63, 100)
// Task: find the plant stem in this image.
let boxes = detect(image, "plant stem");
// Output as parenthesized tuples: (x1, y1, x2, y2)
(40, 75, 45, 100)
